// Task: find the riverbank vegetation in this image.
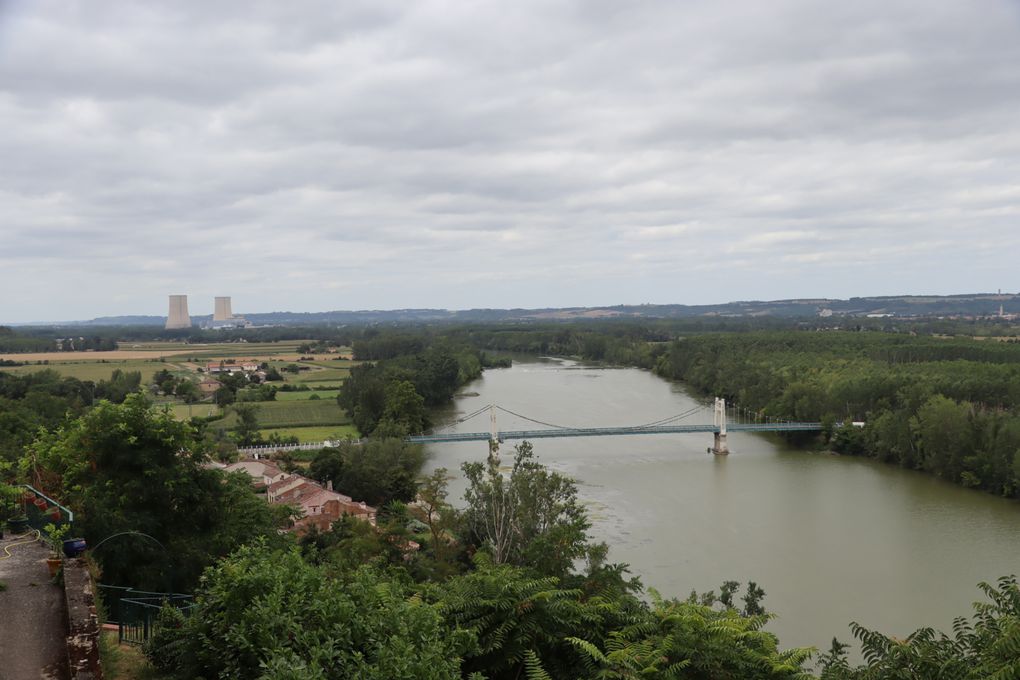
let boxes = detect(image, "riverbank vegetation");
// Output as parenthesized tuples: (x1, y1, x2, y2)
(653, 331, 1020, 498)
(338, 337, 510, 436)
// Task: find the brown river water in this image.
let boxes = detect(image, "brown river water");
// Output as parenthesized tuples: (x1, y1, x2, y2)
(423, 357, 1020, 658)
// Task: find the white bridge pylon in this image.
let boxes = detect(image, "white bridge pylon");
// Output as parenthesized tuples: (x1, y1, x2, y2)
(712, 397, 729, 455)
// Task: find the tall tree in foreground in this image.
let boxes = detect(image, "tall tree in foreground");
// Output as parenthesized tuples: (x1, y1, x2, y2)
(461, 441, 593, 578)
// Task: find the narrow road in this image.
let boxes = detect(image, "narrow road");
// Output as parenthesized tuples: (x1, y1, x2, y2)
(0, 533, 69, 680)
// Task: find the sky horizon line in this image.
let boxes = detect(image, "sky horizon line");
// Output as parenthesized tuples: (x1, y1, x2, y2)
(5, 288, 1020, 326)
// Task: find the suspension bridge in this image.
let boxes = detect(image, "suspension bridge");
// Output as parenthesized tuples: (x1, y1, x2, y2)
(405, 398, 821, 455)
(238, 399, 822, 457)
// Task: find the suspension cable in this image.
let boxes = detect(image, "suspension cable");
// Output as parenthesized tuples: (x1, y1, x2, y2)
(433, 403, 495, 432)
(494, 405, 575, 430)
(626, 405, 708, 429)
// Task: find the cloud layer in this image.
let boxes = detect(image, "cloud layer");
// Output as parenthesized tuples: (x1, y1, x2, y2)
(2, 0, 1019, 321)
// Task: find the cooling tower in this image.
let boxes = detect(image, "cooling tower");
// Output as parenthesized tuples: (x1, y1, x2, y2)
(166, 295, 192, 329)
(213, 296, 233, 321)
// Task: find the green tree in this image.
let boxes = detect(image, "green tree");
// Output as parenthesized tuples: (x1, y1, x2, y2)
(148, 544, 468, 679)
(94, 369, 142, 403)
(379, 379, 427, 435)
(914, 395, 973, 481)
(23, 394, 289, 591)
(308, 447, 344, 487)
(411, 467, 457, 570)
(213, 385, 235, 406)
(174, 379, 200, 403)
(819, 576, 1020, 679)
(232, 403, 262, 446)
(568, 592, 813, 680)
(308, 439, 424, 507)
(461, 441, 593, 577)
(338, 363, 387, 435)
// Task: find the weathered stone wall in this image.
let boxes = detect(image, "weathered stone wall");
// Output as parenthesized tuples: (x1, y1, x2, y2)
(63, 557, 104, 679)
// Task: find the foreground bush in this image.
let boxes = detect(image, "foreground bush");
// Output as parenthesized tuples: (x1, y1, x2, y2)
(145, 543, 468, 679)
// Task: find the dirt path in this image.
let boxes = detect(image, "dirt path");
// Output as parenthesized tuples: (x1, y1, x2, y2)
(0, 533, 69, 680)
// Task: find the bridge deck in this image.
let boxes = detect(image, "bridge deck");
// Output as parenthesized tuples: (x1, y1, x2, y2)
(237, 422, 823, 454)
(405, 422, 821, 444)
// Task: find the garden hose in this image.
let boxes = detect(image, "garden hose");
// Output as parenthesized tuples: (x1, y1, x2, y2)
(0, 529, 41, 560)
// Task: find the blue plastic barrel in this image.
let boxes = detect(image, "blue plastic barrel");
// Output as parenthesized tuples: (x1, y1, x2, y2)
(62, 537, 87, 558)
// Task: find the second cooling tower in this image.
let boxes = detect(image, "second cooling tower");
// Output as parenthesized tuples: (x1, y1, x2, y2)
(213, 296, 233, 321)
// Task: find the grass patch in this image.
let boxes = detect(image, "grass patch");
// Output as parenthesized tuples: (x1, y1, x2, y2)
(259, 425, 360, 443)
(100, 630, 160, 679)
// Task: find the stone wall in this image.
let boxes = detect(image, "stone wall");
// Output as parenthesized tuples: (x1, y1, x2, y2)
(63, 557, 104, 679)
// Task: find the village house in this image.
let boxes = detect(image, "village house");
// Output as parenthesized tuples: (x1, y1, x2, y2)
(265, 472, 378, 533)
(223, 460, 289, 489)
(206, 359, 261, 374)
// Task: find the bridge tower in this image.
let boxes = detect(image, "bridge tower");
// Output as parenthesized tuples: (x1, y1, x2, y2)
(712, 397, 729, 455)
(488, 404, 500, 464)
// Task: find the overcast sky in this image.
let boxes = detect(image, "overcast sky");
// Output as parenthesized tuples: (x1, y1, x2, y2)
(2, 0, 1019, 321)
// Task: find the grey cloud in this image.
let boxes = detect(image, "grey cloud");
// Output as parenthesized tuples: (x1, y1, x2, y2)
(2, 0, 1019, 320)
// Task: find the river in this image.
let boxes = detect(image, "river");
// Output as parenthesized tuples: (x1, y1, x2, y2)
(423, 356, 1020, 656)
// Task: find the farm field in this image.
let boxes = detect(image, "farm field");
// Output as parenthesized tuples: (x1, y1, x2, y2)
(2, 341, 360, 433)
(258, 425, 360, 443)
(0, 359, 165, 383)
(0, 340, 314, 363)
(219, 400, 351, 429)
(288, 367, 351, 384)
(169, 403, 222, 420)
(295, 358, 357, 368)
(275, 389, 341, 401)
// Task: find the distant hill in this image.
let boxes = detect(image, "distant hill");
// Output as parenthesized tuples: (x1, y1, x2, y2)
(46, 292, 1018, 327)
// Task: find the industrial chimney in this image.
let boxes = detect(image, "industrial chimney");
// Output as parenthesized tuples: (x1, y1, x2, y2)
(166, 295, 192, 329)
(213, 296, 233, 321)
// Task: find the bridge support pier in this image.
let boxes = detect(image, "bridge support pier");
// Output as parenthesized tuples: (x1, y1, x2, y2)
(711, 397, 730, 455)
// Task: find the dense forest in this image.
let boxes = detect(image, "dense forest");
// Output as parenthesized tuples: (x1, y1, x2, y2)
(653, 332, 1020, 498)
(337, 336, 509, 436)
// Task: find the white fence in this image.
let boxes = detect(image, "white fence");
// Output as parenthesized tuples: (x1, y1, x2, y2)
(237, 439, 360, 456)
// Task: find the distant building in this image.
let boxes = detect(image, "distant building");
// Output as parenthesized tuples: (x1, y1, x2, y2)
(206, 360, 260, 374)
(166, 295, 191, 329)
(213, 296, 233, 321)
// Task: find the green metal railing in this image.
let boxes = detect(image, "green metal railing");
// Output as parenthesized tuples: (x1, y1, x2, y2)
(98, 584, 195, 645)
(17, 484, 74, 534)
